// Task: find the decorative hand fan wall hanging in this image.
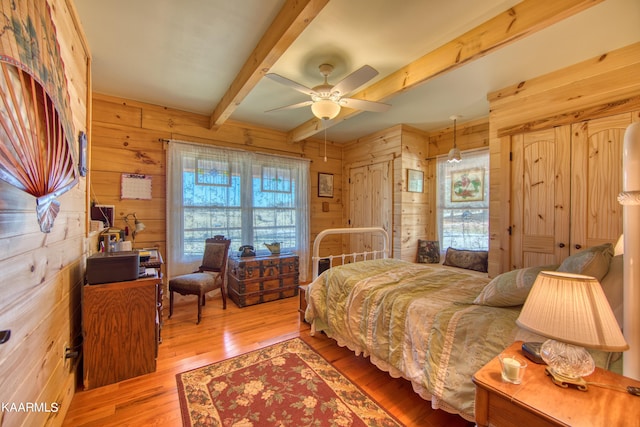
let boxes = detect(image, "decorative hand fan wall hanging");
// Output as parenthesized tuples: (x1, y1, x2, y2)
(0, 0, 79, 233)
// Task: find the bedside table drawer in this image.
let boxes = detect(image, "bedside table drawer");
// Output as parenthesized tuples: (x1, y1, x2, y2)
(486, 392, 558, 427)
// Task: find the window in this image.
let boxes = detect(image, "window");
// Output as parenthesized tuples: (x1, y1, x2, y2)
(437, 148, 489, 252)
(168, 142, 310, 280)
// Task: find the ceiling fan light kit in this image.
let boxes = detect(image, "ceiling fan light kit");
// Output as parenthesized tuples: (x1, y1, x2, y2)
(266, 63, 390, 120)
(311, 99, 341, 120)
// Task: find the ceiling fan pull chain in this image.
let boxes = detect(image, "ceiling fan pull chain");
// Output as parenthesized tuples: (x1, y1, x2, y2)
(324, 122, 328, 162)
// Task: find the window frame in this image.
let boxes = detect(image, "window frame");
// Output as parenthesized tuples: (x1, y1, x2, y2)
(436, 148, 490, 253)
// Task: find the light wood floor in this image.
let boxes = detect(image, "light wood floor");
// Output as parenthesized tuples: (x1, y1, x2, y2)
(63, 293, 474, 427)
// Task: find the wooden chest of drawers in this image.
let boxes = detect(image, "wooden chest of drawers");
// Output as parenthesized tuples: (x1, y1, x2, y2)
(227, 253, 299, 307)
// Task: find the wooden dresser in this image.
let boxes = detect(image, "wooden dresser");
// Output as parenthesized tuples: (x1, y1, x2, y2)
(473, 341, 640, 427)
(82, 275, 161, 390)
(227, 253, 299, 307)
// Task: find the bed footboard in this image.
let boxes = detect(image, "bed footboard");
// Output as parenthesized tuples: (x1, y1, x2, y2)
(311, 227, 390, 279)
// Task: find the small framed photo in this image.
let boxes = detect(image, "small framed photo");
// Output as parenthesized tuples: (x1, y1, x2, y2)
(407, 169, 424, 193)
(318, 172, 334, 198)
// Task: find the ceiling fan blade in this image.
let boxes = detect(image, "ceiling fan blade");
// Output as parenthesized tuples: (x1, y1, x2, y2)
(340, 97, 390, 113)
(332, 65, 379, 96)
(265, 100, 313, 113)
(265, 73, 317, 96)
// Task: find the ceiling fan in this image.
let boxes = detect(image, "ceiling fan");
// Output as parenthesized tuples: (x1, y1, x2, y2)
(265, 64, 391, 120)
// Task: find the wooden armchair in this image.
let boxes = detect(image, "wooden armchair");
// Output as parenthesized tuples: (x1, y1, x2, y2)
(168, 236, 231, 324)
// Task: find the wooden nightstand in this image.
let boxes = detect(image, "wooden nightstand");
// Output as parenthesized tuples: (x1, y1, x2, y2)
(473, 341, 640, 427)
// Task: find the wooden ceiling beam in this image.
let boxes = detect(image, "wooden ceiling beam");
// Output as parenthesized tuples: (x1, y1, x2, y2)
(209, 0, 329, 129)
(287, 0, 604, 142)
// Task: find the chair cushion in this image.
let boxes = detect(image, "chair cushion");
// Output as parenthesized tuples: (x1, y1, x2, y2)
(169, 272, 219, 293)
(202, 242, 228, 270)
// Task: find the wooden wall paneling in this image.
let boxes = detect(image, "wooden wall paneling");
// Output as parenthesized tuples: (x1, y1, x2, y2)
(391, 156, 403, 257)
(399, 127, 429, 262)
(488, 43, 640, 117)
(90, 94, 342, 281)
(495, 65, 640, 135)
(52, 0, 90, 134)
(0, 1, 89, 425)
(428, 119, 489, 157)
(90, 171, 166, 202)
(487, 136, 511, 275)
(0, 255, 84, 427)
(138, 101, 306, 156)
(424, 159, 437, 240)
(92, 96, 143, 128)
(488, 43, 640, 275)
(343, 125, 403, 160)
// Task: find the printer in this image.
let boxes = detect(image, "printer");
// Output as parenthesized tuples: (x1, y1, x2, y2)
(86, 251, 140, 285)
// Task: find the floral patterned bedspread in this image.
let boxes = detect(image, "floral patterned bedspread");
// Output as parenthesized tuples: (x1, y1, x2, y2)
(305, 258, 523, 421)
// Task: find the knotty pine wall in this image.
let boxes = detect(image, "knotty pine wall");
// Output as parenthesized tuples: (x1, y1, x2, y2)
(342, 125, 403, 258)
(0, 1, 90, 426)
(487, 42, 640, 277)
(89, 93, 344, 282)
(341, 122, 488, 263)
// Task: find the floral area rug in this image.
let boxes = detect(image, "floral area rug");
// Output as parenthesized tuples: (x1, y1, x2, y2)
(176, 337, 402, 426)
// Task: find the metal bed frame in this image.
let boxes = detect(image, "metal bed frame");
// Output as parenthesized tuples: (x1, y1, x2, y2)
(311, 226, 390, 279)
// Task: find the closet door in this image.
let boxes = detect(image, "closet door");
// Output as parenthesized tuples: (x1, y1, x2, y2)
(511, 126, 571, 269)
(570, 113, 629, 252)
(348, 161, 392, 256)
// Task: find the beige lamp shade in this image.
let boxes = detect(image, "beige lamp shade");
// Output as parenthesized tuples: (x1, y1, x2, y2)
(516, 271, 629, 352)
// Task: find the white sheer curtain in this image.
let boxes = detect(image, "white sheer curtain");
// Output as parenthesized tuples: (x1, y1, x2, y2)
(436, 148, 490, 253)
(167, 141, 310, 281)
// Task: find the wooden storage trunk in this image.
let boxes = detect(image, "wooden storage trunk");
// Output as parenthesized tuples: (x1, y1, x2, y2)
(227, 253, 299, 307)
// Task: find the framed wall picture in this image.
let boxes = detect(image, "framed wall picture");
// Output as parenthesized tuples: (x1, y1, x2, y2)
(318, 172, 334, 198)
(407, 169, 424, 193)
(451, 168, 484, 202)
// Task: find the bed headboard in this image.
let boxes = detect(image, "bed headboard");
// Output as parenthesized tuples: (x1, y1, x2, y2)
(312, 227, 390, 279)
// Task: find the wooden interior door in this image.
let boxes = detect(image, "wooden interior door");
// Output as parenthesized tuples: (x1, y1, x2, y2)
(348, 161, 392, 256)
(570, 113, 629, 252)
(511, 126, 571, 269)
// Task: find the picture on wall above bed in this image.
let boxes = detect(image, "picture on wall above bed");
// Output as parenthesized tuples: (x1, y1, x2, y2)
(318, 173, 333, 198)
(451, 168, 484, 202)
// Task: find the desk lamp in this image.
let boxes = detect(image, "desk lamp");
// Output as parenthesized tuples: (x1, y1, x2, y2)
(516, 271, 628, 390)
(124, 213, 146, 242)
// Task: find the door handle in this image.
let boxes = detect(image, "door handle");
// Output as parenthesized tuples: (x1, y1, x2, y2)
(575, 244, 582, 250)
(558, 243, 565, 248)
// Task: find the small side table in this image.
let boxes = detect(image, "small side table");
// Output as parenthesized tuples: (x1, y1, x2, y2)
(472, 341, 640, 427)
(298, 284, 308, 323)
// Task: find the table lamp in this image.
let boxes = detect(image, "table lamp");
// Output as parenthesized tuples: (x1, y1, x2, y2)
(516, 271, 628, 390)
